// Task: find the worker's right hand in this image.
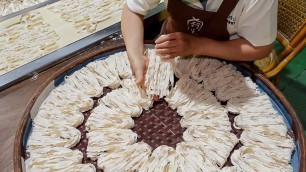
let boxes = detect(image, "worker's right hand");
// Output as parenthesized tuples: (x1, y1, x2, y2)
(129, 55, 149, 86)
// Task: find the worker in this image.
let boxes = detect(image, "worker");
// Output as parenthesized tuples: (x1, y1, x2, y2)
(121, 0, 278, 85)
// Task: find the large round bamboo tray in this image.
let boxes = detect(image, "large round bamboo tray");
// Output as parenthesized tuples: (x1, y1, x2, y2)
(13, 43, 305, 172)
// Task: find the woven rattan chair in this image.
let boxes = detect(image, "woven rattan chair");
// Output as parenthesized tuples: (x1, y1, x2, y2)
(255, 0, 305, 78)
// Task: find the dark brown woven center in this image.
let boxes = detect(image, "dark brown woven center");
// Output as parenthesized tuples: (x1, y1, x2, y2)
(72, 88, 241, 171)
(73, 88, 185, 171)
(132, 99, 185, 149)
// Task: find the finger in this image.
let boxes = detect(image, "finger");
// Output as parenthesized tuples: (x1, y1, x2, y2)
(140, 84, 147, 91)
(155, 40, 176, 49)
(155, 48, 175, 56)
(140, 55, 149, 75)
(141, 55, 149, 69)
(160, 54, 176, 61)
(152, 95, 159, 101)
(135, 68, 145, 85)
(155, 34, 176, 44)
(130, 57, 146, 85)
(145, 57, 149, 70)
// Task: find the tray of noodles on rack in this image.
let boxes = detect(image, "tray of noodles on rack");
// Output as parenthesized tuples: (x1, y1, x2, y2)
(0, 1, 166, 91)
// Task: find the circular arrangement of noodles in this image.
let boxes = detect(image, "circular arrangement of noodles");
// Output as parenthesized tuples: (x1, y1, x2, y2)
(26, 49, 294, 172)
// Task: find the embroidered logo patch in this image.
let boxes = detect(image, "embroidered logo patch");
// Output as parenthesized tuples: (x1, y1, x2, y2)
(187, 17, 204, 35)
(227, 16, 236, 25)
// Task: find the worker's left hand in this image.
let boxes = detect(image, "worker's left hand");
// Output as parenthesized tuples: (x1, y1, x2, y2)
(155, 32, 196, 60)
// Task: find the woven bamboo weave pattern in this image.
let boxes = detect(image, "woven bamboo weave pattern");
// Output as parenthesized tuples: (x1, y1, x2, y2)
(132, 99, 185, 149)
(278, 0, 305, 40)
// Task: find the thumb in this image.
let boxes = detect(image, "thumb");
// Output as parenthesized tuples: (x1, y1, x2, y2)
(134, 67, 145, 85)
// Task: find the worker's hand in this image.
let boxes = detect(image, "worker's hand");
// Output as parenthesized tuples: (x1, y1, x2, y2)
(129, 55, 149, 85)
(155, 32, 196, 60)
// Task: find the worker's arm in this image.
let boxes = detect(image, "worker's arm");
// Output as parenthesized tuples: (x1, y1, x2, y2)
(121, 4, 148, 85)
(155, 32, 273, 61)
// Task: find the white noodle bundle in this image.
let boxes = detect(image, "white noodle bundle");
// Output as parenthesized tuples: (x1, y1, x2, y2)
(27, 126, 81, 151)
(86, 58, 121, 89)
(33, 108, 84, 128)
(176, 87, 225, 117)
(227, 91, 278, 114)
(98, 142, 152, 172)
(195, 58, 224, 83)
(165, 76, 204, 110)
(25, 147, 83, 172)
(86, 128, 137, 160)
(121, 78, 153, 110)
(101, 88, 143, 117)
(234, 113, 287, 130)
(145, 49, 174, 98)
(86, 103, 134, 131)
(40, 84, 94, 112)
(176, 142, 219, 171)
(172, 56, 191, 78)
(138, 145, 179, 172)
(231, 146, 293, 172)
(113, 51, 133, 79)
(183, 127, 238, 166)
(180, 111, 231, 131)
(240, 129, 295, 153)
(216, 77, 258, 102)
(65, 67, 104, 97)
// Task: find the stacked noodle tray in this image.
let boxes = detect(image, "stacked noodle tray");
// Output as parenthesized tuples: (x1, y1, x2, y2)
(0, 0, 126, 77)
(47, 0, 125, 33)
(0, 0, 47, 17)
(26, 49, 295, 172)
(0, 12, 60, 76)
